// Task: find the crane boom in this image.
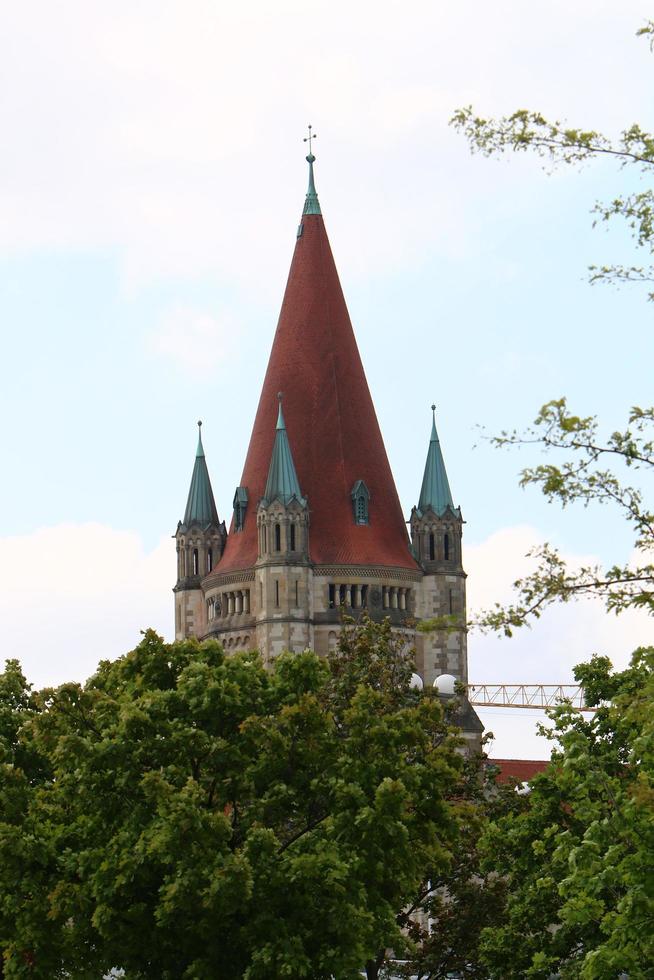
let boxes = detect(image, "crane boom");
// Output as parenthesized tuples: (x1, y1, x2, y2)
(468, 684, 594, 712)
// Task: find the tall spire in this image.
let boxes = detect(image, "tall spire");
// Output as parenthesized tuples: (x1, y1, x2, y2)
(262, 395, 305, 506)
(418, 406, 457, 515)
(183, 421, 220, 526)
(213, 145, 416, 575)
(302, 125, 321, 216)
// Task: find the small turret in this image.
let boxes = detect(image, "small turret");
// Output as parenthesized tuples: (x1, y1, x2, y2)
(410, 407, 468, 687)
(255, 394, 310, 657)
(257, 394, 309, 562)
(174, 422, 226, 639)
(411, 406, 463, 572)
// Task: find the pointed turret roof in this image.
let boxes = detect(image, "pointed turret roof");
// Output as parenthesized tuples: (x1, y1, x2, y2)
(418, 407, 457, 516)
(262, 396, 305, 506)
(213, 151, 416, 574)
(182, 422, 220, 527)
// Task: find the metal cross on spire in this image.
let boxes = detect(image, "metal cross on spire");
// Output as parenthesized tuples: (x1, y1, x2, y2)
(303, 124, 317, 157)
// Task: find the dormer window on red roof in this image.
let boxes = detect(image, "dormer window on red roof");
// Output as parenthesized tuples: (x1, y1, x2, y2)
(351, 480, 370, 526)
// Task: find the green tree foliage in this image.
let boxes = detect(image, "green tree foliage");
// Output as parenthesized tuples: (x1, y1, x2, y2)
(0, 620, 469, 979)
(472, 398, 654, 634)
(451, 21, 654, 301)
(451, 23, 654, 636)
(393, 754, 522, 980)
(478, 647, 654, 978)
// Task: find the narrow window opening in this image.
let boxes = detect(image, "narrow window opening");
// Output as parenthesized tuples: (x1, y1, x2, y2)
(329, 584, 336, 608)
(290, 524, 296, 551)
(259, 581, 263, 606)
(274, 523, 281, 551)
(275, 580, 280, 607)
(444, 533, 450, 560)
(429, 533, 435, 561)
(361, 585, 369, 608)
(262, 525, 267, 553)
(207, 548, 213, 573)
(192, 548, 199, 575)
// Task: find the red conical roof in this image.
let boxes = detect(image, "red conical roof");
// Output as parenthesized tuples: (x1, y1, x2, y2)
(214, 188, 417, 575)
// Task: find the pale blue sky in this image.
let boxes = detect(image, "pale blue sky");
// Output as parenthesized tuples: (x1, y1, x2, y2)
(1, 0, 652, 757)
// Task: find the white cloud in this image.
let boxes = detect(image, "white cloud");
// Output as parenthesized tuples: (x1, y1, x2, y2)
(147, 305, 237, 376)
(0, 524, 173, 689)
(0, 0, 650, 290)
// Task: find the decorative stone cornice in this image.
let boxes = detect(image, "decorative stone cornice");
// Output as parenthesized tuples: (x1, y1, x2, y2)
(203, 569, 256, 589)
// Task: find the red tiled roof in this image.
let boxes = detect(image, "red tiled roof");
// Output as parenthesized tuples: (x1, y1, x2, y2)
(210, 211, 418, 577)
(490, 759, 550, 784)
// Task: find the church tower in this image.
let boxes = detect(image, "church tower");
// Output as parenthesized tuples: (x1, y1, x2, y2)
(174, 422, 226, 639)
(172, 144, 482, 740)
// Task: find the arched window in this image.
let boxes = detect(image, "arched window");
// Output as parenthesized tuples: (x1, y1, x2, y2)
(207, 548, 213, 573)
(429, 533, 435, 561)
(192, 548, 199, 575)
(444, 533, 450, 560)
(274, 523, 281, 551)
(290, 523, 296, 551)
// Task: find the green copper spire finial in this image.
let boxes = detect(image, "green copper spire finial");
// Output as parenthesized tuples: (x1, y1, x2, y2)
(263, 393, 306, 507)
(196, 419, 204, 457)
(302, 123, 322, 216)
(418, 406, 458, 516)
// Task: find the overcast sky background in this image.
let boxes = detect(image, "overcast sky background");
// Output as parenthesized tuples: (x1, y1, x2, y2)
(1, 0, 652, 758)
